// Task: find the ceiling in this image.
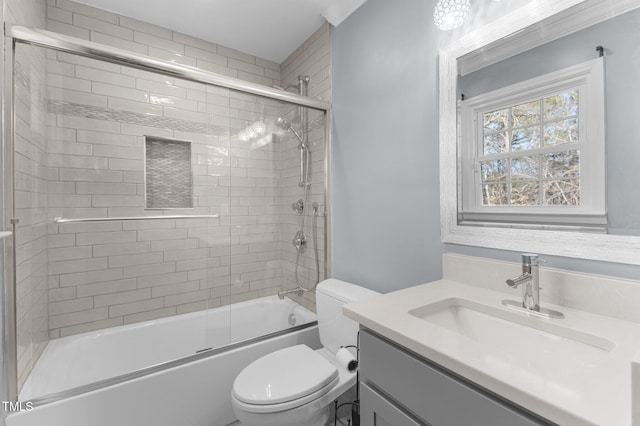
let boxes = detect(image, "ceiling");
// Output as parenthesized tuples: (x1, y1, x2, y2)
(73, 0, 368, 63)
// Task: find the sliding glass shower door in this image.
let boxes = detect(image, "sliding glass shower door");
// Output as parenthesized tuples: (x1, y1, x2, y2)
(12, 43, 232, 399)
(5, 30, 329, 403)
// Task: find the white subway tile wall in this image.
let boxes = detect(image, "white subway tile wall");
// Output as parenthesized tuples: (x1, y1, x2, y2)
(8, 0, 330, 394)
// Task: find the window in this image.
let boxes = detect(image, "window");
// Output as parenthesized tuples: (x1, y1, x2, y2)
(459, 58, 605, 229)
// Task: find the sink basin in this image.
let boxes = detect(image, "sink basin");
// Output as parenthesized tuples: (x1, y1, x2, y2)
(409, 298, 614, 368)
(344, 278, 640, 426)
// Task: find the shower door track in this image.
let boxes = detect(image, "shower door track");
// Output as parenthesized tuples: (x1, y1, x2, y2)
(5, 25, 329, 111)
(29, 321, 318, 408)
(3, 23, 332, 403)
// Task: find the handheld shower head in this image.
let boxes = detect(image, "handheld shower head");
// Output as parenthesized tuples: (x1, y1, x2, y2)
(275, 116, 291, 130)
(275, 117, 304, 146)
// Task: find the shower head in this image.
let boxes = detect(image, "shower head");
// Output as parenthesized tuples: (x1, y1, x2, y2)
(275, 117, 293, 131)
(275, 117, 305, 146)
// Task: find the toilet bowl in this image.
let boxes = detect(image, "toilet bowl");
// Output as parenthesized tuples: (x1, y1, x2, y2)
(232, 345, 355, 426)
(230, 279, 380, 426)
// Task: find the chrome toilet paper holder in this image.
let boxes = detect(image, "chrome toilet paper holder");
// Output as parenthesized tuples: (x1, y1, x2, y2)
(339, 344, 359, 368)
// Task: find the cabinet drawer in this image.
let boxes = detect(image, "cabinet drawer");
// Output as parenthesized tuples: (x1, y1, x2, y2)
(360, 382, 426, 426)
(360, 329, 551, 426)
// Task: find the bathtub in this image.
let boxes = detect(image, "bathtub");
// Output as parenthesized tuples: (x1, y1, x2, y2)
(8, 296, 320, 426)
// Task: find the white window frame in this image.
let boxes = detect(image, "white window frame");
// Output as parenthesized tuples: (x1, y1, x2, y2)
(458, 58, 606, 228)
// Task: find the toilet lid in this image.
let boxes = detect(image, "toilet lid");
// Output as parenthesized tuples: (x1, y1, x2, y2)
(233, 344, 338, 405)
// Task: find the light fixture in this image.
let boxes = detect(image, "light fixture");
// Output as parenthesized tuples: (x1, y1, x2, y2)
(237, 119, 268, 142)
(433, 0, 471, 31)
(244, 123, 257, 139)
(251, 118, 266, 135)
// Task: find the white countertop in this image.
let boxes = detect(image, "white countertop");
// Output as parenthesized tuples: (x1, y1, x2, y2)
(344, 279, 640, 426)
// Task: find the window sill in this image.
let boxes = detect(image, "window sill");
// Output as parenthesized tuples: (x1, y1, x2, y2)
(458, 211, 607, 233)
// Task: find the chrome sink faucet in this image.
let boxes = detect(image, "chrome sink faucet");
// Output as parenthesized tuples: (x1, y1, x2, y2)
(506, 253, 540, 311)
(503, 253, 564, 319)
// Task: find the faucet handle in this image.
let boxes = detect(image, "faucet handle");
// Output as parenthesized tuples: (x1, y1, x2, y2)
(521, 253, 540, 266)
(506, 274, 531, 288)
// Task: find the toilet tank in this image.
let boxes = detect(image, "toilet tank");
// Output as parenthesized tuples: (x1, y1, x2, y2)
(316, 279, 380, 356)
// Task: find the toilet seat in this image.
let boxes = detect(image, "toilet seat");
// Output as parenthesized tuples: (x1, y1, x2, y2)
(232, 344, 339, 413)
(232, 375, 339, 414)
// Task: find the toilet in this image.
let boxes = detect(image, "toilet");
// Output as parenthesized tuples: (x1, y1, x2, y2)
(231, 279, 380, 426)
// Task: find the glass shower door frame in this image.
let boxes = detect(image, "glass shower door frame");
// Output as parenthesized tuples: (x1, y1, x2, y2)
(3, 34, 19, 404)
(2, 24, 330, 404)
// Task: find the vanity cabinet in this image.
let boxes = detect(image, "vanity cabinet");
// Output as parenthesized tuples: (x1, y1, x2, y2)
(359, 329, 554, 426)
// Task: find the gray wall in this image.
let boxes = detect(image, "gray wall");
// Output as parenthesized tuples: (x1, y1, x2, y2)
(331, 0, 640, 292)
(331, 0, 442, 293)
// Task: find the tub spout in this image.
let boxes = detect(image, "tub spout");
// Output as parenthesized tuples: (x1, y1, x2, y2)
(277, 288, 304, 299)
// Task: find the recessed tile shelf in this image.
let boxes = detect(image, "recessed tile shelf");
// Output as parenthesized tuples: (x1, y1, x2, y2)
(48, 101, 229, 136)
(144, 136, 193, 209)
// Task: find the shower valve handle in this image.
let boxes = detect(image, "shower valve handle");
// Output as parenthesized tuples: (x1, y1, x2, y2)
(292, 199, 304, 215)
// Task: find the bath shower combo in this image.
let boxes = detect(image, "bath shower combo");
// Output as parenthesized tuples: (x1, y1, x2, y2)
(2, 23, 329, 426)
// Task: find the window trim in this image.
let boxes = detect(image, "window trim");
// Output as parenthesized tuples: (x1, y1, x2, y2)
(458, 57, 606, 227)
